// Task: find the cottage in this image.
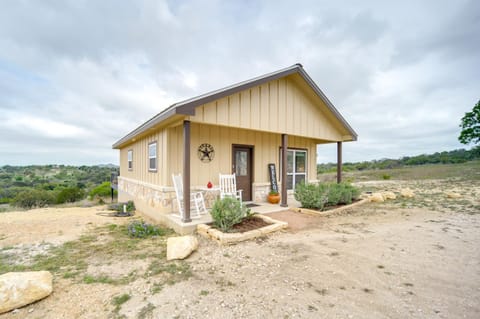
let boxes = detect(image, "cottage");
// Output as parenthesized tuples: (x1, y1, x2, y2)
(113, 63, 357, 231)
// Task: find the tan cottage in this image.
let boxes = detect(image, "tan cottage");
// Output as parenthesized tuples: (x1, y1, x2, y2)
(113, 64, 357, 230)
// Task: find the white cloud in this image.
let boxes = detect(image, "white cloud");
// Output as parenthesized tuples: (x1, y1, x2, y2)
(5, 114, 89, 139)
(0, 0, 478, 165)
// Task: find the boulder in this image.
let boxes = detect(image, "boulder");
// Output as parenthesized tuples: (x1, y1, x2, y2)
(370, 193, 384, 203)
(445, 191, 461, 199)
(167, 236, 198, 261)
(382, 191, 397, 200)
(400, 188, 415, 198)
(0, 271, 53, 314)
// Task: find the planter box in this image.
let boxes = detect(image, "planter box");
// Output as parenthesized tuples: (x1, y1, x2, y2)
(197, 214, 287, 245)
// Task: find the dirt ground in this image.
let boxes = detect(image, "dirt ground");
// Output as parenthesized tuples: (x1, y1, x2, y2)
(0, 206, 130, 247)
(1, 180, 479, 318)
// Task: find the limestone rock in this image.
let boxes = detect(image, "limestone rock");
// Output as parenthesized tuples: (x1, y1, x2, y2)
(0, 271, 53, 314)
(400, 188, 415, 198)
(382, 191, 397, 200)
(167, 235, 198, 260)
(444, 191, 461, 199)
(370, 193, 384, 202)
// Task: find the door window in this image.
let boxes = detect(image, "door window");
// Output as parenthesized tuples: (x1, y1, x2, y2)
(235, 150, 248, 176)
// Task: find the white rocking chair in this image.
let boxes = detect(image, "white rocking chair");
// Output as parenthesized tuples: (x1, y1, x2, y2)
(172, 174, 207, 219)
(219, 173, 243, 204)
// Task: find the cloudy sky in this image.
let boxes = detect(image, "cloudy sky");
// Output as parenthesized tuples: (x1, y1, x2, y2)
(1, 0, 478, 165)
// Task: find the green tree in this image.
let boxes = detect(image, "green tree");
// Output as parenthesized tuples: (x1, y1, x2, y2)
(12, 189, 55, 209)
(56, 187, 85, 204)
(459, 100, 480, 145)
(89, 182, 114, 199)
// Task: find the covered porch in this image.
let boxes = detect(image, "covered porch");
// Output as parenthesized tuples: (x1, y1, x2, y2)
(164, 201, 296, 235)
(177, 119, 345, 225)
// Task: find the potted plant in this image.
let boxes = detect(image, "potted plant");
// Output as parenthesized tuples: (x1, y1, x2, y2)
(267, 190, 280, 204)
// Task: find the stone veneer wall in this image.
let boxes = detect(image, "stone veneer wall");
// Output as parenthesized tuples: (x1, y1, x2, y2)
(253, 180, 319, 203)
(118, 176, 175, 215)
(118, 177, 317, 213)
(252, 182, 271, 202)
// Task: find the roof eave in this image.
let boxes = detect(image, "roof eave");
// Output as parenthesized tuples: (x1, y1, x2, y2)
(112, 107, 179, 149)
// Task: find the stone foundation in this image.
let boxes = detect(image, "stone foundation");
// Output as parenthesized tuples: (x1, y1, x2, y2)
(253, 180, 319, 203)
(118, 177, 176, 215)
(253, 183, 271, 202)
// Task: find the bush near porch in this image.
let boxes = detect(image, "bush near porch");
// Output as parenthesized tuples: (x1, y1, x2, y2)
(210, 197, 252, 232)
(294, 182, 360, 210)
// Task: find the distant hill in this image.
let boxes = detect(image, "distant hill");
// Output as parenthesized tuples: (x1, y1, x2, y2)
(318, 146, 480, 173)
(0, 164, 118, 206)
(96, 164, 119, 168)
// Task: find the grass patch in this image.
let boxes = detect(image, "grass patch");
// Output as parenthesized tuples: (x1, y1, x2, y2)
(138, 303, 155, 319)
(0, 221, 177, 288)
(146, 260, 191, 278)
(150, 282, 164, 294)
(83, 274, 136, 285)
(112, 293, 131, 313)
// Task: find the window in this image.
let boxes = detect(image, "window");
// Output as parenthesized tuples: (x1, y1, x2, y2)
(281, 149, 307, 190)
(127, 150, 133, 170)
(235, 150, 248, 176)
(148, 142, 157, 171)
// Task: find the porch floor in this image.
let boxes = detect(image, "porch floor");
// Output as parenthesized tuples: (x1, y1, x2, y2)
(163, 201, 299, 235)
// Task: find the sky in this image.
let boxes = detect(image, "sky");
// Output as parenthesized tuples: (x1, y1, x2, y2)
(0, 0, 479, 165)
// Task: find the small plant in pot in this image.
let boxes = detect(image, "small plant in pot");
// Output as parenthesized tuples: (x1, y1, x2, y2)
(267, 190, 280, 204)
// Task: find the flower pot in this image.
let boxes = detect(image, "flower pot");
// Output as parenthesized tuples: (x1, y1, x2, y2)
(267, 193, 280, 204)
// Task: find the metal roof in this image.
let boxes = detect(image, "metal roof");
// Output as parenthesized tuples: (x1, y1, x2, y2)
(112, 63, 357, 149)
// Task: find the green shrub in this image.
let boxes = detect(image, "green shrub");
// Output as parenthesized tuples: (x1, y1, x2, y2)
(127, 220, 166, 238)
(210, 197, 250, 232)
(326, 184, 342, 206)
(89, 181, 113, 199)
(382, 174, 391, 180)
(294, 183, 328, 210)
(295, 182, 360, 210)
(56, 187, 85, 204)
(109, 201, 135, 213)
(341, 183, 360, 204)
(12, 189, 56, 209)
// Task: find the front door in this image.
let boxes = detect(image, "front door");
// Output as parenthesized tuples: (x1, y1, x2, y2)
(232, 145, 253, 201)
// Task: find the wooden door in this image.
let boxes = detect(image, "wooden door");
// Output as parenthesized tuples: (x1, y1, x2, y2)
(232, 145, 253, 201)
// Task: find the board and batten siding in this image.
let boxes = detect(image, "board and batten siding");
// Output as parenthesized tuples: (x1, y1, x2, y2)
(119, 128, 169, 186)
(187, 74, 347, 142)
(168, 123, 317, 187)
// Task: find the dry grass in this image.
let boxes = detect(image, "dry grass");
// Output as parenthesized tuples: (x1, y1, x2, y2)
(319, 160, 480, 183)
(0, 221, 192, 315)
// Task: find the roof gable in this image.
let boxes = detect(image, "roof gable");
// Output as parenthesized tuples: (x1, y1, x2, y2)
(113, 64, 357, 149)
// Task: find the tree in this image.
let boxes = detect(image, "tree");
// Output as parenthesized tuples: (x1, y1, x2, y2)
(89, 181, 114, 199)
(56, 187, 85, 204)
(459, 100, 480, 145)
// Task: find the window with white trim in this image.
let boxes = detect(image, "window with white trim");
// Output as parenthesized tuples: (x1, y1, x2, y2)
(148, 142, 157, 171)
(127, 150, 133, 170)
(281, 149, 307, 190)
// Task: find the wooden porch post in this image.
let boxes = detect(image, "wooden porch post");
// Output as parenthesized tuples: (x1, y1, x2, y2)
(281, 134, 288, 207)
(182, 120, 191, 223)
(337, 141, 342, 184)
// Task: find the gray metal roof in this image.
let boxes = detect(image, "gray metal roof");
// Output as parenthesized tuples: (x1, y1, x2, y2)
(112, 63, 357, 149)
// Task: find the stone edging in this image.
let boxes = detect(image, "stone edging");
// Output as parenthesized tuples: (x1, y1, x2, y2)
(289, 198, 370, 217)
(197, 214, 288, 245)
